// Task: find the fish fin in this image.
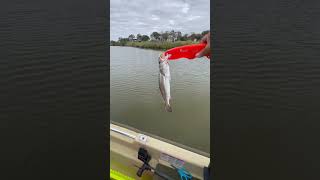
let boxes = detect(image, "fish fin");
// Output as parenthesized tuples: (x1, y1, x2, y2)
(165, 104, 172, 112)
(159, 69, 166, 76)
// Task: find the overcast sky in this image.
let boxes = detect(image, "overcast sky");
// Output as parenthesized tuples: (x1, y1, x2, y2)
(110, 0, 210, 40)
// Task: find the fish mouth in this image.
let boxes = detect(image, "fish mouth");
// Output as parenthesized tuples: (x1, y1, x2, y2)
(159, 53, 171, 64)
(159, 53, 170, 62)
(159, 54, 165, 62)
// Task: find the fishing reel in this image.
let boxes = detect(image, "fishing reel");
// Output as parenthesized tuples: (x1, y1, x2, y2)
(136, 147, 151, 177)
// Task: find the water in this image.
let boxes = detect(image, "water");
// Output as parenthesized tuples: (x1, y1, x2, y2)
(213, 0, 320, 179)
(110, 46, 210, 154)
(0, 0, 108, 178)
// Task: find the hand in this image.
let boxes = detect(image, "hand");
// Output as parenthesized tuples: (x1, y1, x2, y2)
(196, 32, 210, 58)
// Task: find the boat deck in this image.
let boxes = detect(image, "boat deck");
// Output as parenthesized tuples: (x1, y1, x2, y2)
(110, 122, 210, 180)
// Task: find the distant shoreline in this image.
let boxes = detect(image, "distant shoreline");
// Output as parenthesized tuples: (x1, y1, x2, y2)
(110, 40, 197, 51)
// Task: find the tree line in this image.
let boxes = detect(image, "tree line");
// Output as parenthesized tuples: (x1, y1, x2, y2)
(111, 30, 209, 46)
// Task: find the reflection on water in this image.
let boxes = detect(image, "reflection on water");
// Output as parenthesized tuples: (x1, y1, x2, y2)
(111, 46, 210, 153)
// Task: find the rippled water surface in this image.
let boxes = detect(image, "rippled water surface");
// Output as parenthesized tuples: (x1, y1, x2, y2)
(111, 46, 210, 153)
(0, 1, 107, 177)
(213, 0, 320, 179)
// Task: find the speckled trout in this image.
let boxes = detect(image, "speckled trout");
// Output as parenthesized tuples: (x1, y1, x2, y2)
(159, 54, 172, 112)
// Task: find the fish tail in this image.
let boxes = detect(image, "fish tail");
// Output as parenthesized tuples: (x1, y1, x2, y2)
(165, 103, 172, 112)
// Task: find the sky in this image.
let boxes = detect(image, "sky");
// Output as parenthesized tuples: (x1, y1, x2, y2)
(110, 0, 210, 40)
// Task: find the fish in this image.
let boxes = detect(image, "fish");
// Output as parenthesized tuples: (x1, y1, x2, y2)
(159, 53, 172, 112)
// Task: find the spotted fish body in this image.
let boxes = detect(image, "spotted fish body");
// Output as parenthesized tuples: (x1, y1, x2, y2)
(159, 54, 172, 112)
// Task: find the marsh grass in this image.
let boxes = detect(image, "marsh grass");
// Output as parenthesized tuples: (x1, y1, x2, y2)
(124, 41, 197, 50)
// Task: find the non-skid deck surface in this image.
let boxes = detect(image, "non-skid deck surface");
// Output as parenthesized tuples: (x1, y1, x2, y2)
(111, 151, 153, 180)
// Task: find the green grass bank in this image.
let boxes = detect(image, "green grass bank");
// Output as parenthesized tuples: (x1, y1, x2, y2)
(112, 40, 197, 51)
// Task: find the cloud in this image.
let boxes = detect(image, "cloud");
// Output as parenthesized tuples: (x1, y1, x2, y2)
(187, 15, 201, 21)
(137, 22, 147, 25)
(151, 15, 160, 21)
(110, 0, 210, 40)
(181, 3, 190, 13)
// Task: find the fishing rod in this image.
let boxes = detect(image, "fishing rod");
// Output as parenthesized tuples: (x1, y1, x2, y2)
(134, 148, 175, 180)
(134, 147, 192, 180)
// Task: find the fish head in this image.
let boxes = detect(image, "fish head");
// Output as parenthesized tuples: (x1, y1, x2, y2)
(158, 53, 170, 64)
